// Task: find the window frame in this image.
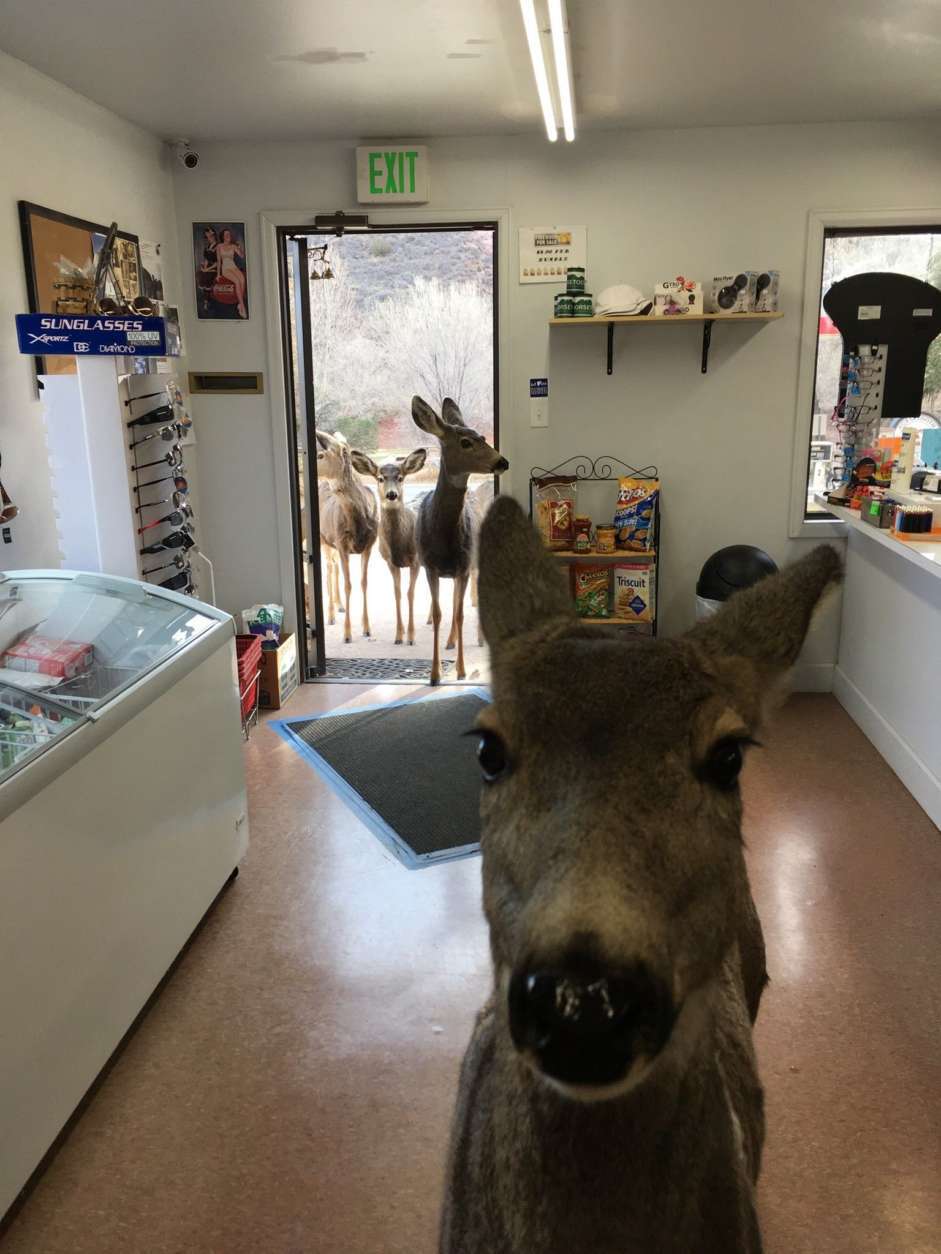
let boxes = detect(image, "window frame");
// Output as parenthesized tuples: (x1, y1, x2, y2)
(788, 206, 941, 538)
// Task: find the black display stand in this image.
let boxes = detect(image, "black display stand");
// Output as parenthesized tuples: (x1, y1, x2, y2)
(528, 455, 660, 636)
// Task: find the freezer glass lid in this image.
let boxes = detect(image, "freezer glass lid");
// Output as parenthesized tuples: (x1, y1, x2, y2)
(0, 572, 218, 716)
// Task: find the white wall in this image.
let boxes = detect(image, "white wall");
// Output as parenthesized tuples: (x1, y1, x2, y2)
(0, 51, 184, 569)
(168, 121, 936, 657)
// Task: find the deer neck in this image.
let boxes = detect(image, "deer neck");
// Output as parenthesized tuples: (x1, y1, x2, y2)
(430, 458, 470, 527)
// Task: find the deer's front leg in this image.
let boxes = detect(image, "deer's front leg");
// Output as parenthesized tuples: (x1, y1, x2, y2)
(361, 543, 373, 638)
(406, 563, 418, 645)
(339, 549, 353, 644)
(390, 563, 404, 644)
(323, 545, 336, 625)
(454, 574, 467, 680)
(446, 578, 459, 650)
(428, 570, 442, 685)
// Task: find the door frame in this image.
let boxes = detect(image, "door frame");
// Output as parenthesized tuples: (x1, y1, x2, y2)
(260, 206, 511, 678)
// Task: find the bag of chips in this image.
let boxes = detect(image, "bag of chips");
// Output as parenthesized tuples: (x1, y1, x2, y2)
(613, 477, 659, 552)
(534, 475, 578, 551)
(573, 564, 610, 618)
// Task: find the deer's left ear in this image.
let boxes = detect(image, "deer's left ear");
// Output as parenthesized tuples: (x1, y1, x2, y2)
(350, 450, 379, 478)
(400, 448, 427, 475)
(441, 398, 463, 427)
(686, 545, 842, 684)
(478, 496, 574, 650)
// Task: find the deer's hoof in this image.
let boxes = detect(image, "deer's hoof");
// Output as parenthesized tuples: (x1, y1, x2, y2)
(394, 637, 403, 646)
(429, 674, 440, 687)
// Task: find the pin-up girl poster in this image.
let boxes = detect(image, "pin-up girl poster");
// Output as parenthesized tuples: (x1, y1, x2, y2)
(193, 222, 249, 319)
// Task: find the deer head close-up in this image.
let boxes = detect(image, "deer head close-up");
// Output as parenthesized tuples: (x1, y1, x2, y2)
(440, 496, 842, 1254)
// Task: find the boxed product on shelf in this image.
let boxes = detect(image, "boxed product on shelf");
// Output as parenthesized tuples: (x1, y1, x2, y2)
(707, 273, 758, 313)
(754, 271, 780, 312)
(652, 277, 702, 317)
(614, 564, 656, 622)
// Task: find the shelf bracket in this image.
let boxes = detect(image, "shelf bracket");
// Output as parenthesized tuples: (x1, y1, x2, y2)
(606, 322, 614, 375)
(701, 319, 714, 374)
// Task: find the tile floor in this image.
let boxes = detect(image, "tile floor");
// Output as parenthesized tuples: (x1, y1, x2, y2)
(1, 690, 939, 1253)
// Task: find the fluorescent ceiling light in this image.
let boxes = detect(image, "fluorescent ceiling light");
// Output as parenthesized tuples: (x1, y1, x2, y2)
(548, 0, 575, 142)
(519, 0, 558, 142)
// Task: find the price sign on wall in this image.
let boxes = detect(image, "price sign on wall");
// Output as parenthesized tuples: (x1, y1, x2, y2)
(519, 226, 587, 284)
(356, 146, 430, 203)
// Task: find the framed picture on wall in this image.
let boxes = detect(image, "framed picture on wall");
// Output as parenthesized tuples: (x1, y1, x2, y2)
(18, 201, 142, 376)
(192, 222, 249, 320)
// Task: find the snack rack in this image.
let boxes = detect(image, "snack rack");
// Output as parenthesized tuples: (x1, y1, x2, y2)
(528, 456, 660, 636)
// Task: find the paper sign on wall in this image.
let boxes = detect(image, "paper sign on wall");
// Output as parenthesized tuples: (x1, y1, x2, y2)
(519, 226, 586, 284)
(356, 146, 430, 203)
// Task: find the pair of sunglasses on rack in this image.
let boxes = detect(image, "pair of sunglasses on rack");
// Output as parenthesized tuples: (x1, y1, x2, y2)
(142, 553, 189, 577)
(155, 566, 194, 593)
(136, 446, 185, 473)
(137, 503, 194, 534)
(126, 403, 177, 429)
(128, 416, 192, 449)
(134, 473, 188, 493)
(139, 528, 195, 556)
(134, 489, 188, 515)
(124, 384, 182, 410)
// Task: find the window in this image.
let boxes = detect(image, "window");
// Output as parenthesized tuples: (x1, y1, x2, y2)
(804, 226, 941, 517)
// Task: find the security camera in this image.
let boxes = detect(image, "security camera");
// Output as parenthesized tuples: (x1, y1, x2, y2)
(171, 140, 199, 170)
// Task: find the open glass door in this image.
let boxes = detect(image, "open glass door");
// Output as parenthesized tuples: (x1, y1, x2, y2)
(278, 220, 499, 683)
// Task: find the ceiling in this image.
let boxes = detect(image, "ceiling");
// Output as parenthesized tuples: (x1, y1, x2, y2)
(1, 0, 940, 142)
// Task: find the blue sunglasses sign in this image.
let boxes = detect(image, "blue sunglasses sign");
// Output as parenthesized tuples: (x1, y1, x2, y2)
(15, 313, 167, 357)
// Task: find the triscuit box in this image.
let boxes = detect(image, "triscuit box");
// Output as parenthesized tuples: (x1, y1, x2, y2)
(258, 631, 298, 709)
(613, 564, 655, 623)
(707, 273, 758, 313)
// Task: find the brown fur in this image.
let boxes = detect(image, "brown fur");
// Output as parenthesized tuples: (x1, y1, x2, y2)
(440, 497, 842, 1253)
(411, 397, 508, 684)
(315, 431, 378, 643)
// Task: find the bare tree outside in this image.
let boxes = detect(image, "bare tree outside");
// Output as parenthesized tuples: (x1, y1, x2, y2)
(306, 229, 495, 466)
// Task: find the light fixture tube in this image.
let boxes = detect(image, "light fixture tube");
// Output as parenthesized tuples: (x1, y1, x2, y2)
(548, 0, 575, 142)
(519, 0, 558, 142)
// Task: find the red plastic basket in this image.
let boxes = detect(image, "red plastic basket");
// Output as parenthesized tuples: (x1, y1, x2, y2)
(236, 635, 263, 727)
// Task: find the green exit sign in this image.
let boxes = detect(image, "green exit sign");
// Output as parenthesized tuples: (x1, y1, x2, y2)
(356, 145, 430, 203)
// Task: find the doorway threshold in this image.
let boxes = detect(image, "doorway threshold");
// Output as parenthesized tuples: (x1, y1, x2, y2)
(311, 656, 488, 684)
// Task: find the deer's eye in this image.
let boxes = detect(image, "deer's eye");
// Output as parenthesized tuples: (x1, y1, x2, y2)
(702, 738, 745, 791)
(460, 437, 474, 450)
(477, 731, 509, 783)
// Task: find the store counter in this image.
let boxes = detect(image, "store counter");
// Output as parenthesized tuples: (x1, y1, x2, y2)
(815, 496, 941, 827)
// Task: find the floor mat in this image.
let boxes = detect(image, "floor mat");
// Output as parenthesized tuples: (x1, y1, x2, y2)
(272, 689, 488, 868)
(322, 656, 455, 681)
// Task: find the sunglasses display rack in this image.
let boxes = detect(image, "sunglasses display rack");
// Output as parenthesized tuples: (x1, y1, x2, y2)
(123, 372, 207, 600)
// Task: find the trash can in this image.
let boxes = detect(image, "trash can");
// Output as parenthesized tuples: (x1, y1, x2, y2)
(696, 545, 778, 620)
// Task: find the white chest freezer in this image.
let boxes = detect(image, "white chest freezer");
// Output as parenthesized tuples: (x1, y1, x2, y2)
(0, 570, 249, 1220)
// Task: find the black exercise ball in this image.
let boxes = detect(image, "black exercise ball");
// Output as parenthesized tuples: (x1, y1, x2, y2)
(696, 545, 778, 603)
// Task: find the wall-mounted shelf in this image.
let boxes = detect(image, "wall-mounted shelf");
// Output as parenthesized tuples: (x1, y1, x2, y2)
(548, 549, 654, 563)
(549, 311, 784, 375)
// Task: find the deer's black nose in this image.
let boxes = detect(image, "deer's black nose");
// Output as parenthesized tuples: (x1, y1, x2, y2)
(508, 958, 675, 1087)
(385, 490, 398, 501)
(493, 457, 509, 473)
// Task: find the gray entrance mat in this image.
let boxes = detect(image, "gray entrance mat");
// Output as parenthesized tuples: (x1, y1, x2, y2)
(272, 690, 488, 868)
(322, 656, 455, 682)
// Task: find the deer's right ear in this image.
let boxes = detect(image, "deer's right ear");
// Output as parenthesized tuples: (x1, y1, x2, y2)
(400, 447, 427, 475)
(686, 545, 842, 683)
(315, 431, 330, 451)
(478, 497, 574, 649)
(411, 396, 446, 437)
(350, 450, 379, 478)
